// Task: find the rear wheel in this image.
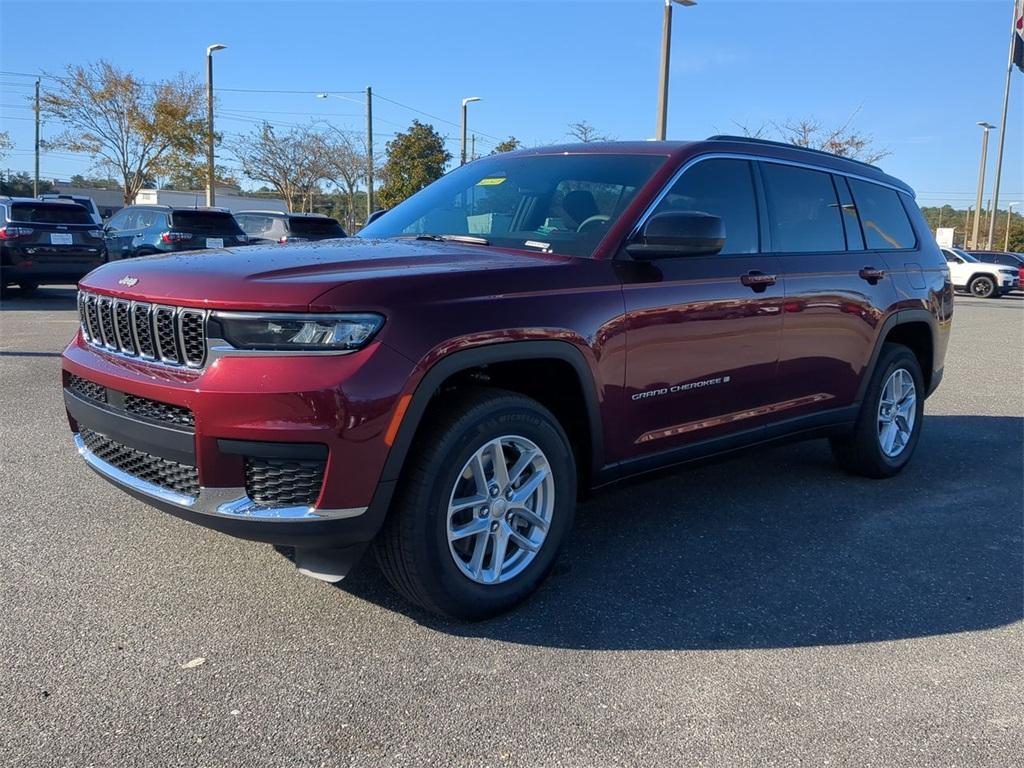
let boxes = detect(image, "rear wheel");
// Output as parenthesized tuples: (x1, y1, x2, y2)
(969, 275, 997, 298)
(374, 388, 576, 620)
(830, 344, 924, 478)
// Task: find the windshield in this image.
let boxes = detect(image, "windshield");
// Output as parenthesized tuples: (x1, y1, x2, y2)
(359, 153, 666, 258)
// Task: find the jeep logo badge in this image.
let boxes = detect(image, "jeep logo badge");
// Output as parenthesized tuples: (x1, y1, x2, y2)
(118, 276, 139, 287)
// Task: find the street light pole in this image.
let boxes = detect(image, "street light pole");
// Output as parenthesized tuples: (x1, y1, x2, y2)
(985, 0, 1019, 250)
(460, 97, 481, 165)
(205, 43, 227, 207)
(316, 89, 375, 222)
(33, 78, 40, 197)
(655, 0, 696, 141)
(1006, 202, 1019, 252)
(971, 122, 996, 249)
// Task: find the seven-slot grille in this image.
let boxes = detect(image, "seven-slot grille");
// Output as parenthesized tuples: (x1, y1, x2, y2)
(80, 427, 199, 497)
(78, 291, 207, 368)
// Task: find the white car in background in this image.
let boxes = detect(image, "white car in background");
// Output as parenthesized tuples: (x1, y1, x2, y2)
(940, 248, 1020, 298)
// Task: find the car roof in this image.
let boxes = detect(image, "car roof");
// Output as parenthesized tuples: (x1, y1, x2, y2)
(1, 196, 87, 206)
(236, 210, 328, 218)
(499, 137, 912, 195)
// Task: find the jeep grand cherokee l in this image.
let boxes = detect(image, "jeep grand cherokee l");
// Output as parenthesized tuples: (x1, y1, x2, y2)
(61, 137, 952, 619)
(1, 197, 107, 292)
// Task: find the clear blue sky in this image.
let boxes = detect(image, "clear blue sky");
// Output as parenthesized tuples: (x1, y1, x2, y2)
(1, 0, 1021, 209)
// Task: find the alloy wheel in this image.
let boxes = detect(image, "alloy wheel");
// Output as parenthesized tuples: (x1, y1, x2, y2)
(446, 435, 555, 585)
(877, 368, 917, 457)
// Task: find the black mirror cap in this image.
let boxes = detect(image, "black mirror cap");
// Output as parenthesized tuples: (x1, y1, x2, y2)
(627, 211, 726, 260)
(366, 208, 388, 226)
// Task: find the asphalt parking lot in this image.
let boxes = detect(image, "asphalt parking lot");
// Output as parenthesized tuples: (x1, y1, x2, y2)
(1, 287, 1021, 767)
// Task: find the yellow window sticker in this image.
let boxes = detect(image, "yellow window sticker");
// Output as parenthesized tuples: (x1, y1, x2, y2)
(476, 177, 506, 186)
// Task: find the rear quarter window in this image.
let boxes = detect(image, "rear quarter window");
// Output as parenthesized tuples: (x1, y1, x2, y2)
(848, 179, 917, 250)
(10, 203, 94, 225)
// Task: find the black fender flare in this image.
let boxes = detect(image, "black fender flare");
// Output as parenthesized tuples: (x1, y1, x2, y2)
(855, 309, 938, 405)
(366, 340, 605, 525)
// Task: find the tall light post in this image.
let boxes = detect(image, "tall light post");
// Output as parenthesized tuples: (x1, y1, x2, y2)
(460, 97, 481, 166)
(986, 0, 1020, 250)
(317, 89, 375, 222)
(205, 43, 227, 207)
(655, 0, 696, 141)
(1005, 202, 1019, 252)
(970, 121, 996, 249)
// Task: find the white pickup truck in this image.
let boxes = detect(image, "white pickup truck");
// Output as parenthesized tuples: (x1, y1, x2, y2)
(940, 248, 1020, 298)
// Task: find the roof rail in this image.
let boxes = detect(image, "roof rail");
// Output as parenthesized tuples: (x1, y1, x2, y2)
(705, 134, 881, 171)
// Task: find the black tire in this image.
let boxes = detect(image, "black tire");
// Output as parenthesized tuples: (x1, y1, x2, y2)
(830, 343, 925, 479)
(18, 282, 39, 294)
(968, 275, 997, 298)
(374, 388, 576, 620)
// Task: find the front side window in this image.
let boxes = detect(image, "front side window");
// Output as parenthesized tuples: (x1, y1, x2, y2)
(105, 209, 130, 232)
(761, 163, 846, 253)
(359, 153, 666, 258)
(848, 179, 916, 250)
(648, 158, 759, 254)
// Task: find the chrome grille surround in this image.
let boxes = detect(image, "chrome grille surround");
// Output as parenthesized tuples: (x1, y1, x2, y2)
(77, 290, 207, 369)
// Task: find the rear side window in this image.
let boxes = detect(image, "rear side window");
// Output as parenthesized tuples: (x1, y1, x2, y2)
(170, 211, 243, 235)
(848, 179, 916, 250)
(761, 163, 845, 253)
(288, 216, 346, 238)
(650, 158, 759, 254)
(10, 202, 94, 225)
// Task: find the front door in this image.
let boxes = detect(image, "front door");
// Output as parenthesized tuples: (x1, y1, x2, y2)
(616, 157, 784, 462)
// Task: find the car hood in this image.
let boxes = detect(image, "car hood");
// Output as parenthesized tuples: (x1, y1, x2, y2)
(79, 238, 569, 310)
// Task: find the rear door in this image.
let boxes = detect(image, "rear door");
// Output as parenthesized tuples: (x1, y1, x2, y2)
(764, 162, 900, 421)
(617, 157, 784, 460)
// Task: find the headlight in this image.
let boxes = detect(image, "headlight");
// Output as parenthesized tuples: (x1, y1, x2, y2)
(210, 312, 384, 351)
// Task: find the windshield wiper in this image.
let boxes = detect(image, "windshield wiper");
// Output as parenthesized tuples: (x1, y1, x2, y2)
(397, 233, 491, 246)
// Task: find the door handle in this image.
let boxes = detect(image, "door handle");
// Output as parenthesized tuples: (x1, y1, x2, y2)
(740, 271, 777, 292)
(859, 267, 886, 284)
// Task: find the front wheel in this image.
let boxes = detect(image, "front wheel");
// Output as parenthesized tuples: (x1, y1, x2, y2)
(969, 275, 997, 298)
(830, 344, 925, 478)
(374, 388, 576, 620)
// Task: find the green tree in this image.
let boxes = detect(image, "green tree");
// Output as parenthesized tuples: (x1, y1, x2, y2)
(68, 174, 122, 190)
(0, 171, 53, 196)
(377, 120, 451, 209)
(491, 137, 522, 154)
(41, 61, 206, 205)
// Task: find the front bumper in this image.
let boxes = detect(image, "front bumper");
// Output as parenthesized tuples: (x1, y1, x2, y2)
(62, 333, 412, 548)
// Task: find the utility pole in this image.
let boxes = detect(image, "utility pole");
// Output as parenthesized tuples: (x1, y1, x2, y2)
(205, 44, 227, 207)
(986, 0, 1018, 250)
(655, 0, 696, 141)
(33, 79, 40, 197)
(366, 86, 374, 219)
(470, 134, 476, 161)
(1005, 202, 1019, 251)
(971, 122, 996, 249)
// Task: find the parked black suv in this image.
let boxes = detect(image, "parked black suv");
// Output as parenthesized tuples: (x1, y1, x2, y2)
(104, 205, 248, 259)
(236, 211, 347, 244)
(1, 197, 107, 292)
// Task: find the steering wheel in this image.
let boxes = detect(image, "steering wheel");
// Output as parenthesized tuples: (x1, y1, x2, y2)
(576, 214, 611, 234)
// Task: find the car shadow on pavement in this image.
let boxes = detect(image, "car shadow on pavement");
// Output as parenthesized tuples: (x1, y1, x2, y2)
(335, 414, 1023, 650)
(0, 286, 78, 310)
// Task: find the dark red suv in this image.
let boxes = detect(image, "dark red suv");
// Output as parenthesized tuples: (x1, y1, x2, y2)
(61, 137, 952, 619)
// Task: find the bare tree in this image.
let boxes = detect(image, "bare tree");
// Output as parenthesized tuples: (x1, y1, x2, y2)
(232, 122, 330, 212)
(320, 129, 368, 230)
(0, 130, 11, 162)
(731, 109, 890, 164)
(567, 121, 608, 143)
(40, 61, 206, 204)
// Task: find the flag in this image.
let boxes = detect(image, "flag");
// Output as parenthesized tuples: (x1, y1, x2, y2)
(1015, 0, 1024, 73)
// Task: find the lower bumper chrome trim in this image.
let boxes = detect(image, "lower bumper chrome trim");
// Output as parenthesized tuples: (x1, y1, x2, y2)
(74, 433, 366, 522)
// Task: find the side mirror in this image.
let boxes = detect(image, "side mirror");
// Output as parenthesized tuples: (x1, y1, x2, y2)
(626, 211, 725, 260)
(366, 208, 388, 225)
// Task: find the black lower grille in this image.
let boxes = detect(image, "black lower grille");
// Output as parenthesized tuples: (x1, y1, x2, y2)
(80, 427, 199, 496)
(124, 394, 195, 428)
(68, 374, 107, 403)
(245, 457, 325, 507)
